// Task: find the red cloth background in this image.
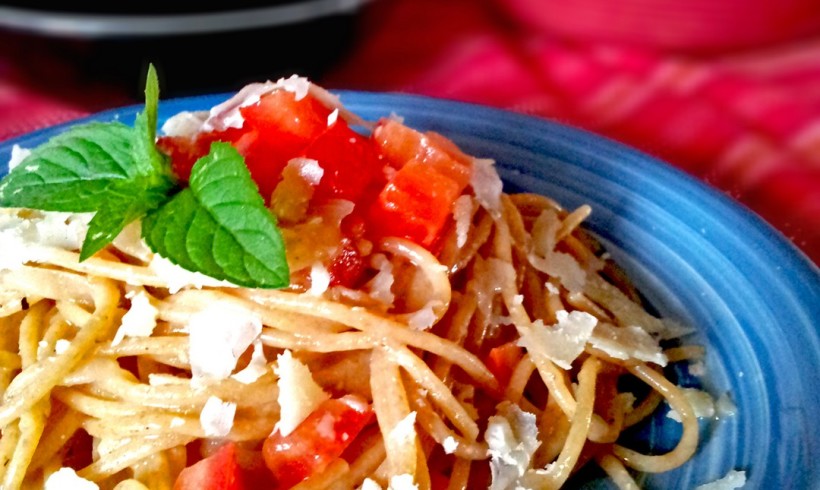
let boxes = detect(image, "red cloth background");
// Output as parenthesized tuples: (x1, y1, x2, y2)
(1, 0, 819, 264)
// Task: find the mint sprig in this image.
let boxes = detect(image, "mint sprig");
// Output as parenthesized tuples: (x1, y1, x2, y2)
(142, 142, 289, 288)
(0, 65, 290, 289)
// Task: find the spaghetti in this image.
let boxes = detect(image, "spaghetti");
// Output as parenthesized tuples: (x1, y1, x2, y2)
(0, 79, 706, 490)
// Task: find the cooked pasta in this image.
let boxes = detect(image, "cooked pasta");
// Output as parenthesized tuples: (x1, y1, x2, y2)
(0, 78, 707, 490)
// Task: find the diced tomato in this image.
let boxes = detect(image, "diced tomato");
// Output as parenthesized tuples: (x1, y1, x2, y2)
(240, 89, 330, 143)
(485, 342, 524, 388)
(372, 119, 471, 189)
(263, 395, 372, 489)
(367, 160, 463, 248)
(303, 121, 384, 202)
(174, 442, 246, 490)
(326, 238, 367, 288)
(157, 127, 246, 182)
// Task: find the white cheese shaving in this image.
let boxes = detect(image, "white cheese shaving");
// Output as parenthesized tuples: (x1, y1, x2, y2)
(694, 470, 747, 490)
(388, 412, 418, 450)
(328, 108, 339, 126)
(528, 210, 587, 292)
(160, 110, 208, 138)
(111, 220, 153, 263)
(689, 360, 706, 377)
(715, 392, 738, 418)
(187, 303, 262, 383)
(288, 157, 324, 186)
(388, 474, 418, 490)
(667, 388, 716, 422)
(442, 435, 459, 454)
(406, 300, 441, 331)
(367, 254, 395, 305)
(274, 350, 330, 436)
(0, 210, 93, 270)
(149, 255, 236, 294)
(452, 195, 474, 248)
(485, 402, 540, 490)
(308, 261, 331, 297)
(360, 478, 383, 490)
(45, 467, 99, 490)
(232, 339, 268, 384)
(199, 396, 236, 437)
(518, 310, 597, 370)
(112, 290, 158, 346)
(470, 158, 503, 219)
(589, 323, 667, 366)
(54, 339, 71, 355)
(7, 144, 31, 172)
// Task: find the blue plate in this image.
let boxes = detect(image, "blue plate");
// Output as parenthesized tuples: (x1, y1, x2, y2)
(2, 92, 819, 488)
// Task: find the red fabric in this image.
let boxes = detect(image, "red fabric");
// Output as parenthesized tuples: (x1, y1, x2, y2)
(325, 0, 820, 264)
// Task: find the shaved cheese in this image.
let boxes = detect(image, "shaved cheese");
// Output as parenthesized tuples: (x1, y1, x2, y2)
(232, 339, 268, 384)
(583, 274, 670, 337)
(187, 303, 262, 383)
(45, 467, 99, 490)
(485, 402, 540, 490)
(388, 411, 418, 450)
(112, 290, 158, 346)
(361, 478, 383, 490)
(54, 339, 71, 355)
(367, 254, 395, 305)
(518, 310, 597, 370)
(442, 436, 459, 454)
(274, 350, 330, 436)
(308, 262, 331, 297)
(716, 392, 738, 418)
(149, 255, 236, 294)
(328, 108, 339, 126)
(112, 220, 153, 263)
(160, 110, 208, 137)
(589, 323, 667, 366)
(0, 210, 92, 270)
(528, 210, 587, 292)
(7, 144, 31, 172)
(388, 474, 418, 490)
(453, 195, 474, 248)
(200, 396, 236, 437)
(667, 388, 715, 422)
(406, 300, 441, 331)
(689, 361, 706, 377)
(470, 158, 503, 219)
(695, 470, 747, 490)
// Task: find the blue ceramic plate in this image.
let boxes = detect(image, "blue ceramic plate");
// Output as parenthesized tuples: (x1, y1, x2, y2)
(2, 92, 819, 488)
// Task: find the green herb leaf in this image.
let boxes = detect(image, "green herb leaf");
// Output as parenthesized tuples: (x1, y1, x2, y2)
(0, 63, 175, 260)
(142, 142, 289, 289)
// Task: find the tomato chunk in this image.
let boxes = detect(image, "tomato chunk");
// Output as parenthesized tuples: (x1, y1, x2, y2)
(263, 395, 372, 489)
(174, 442, 246, 490)
(303, 121, 384, 202)
(485, 342, 524, 388)
(368, 160, 463, 248)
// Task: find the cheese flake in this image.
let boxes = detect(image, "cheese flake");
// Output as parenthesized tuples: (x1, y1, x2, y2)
(667, 388, 716, 422)
(470, 158, 503, 219)
(442, 435, 459, 454)
(112, 290, 158, 346)
(274, 350, 330, 436)
(200, 396, 236, 437)
(518, 310, 597, 370)
(589, 323, 667, 366)
(187, 303, 262, 383)
(388, 474, 418, 490)
(694, 470, 747, 490)
(45, 467, 99, 490)
(485, 402, 540, 490)
(308, 261, 331, 297)
(8, 144, 31, 172)
(232, 339, 268, 384)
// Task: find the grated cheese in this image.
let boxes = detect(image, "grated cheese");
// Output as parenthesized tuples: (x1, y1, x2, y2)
(589, 323, 667, 366)
(54, 339, 71, 355)
(360, 478, 383, 490)
(667, 388, 715, 422)
(308, 262, 331, 297)
(406, 301, 441, 331)
(274, 350, 330, 436)
(452, 195, 474, 248)
(112, 290, 158, 346)
(327, 108, 339, 126)
(199, 396, 236, 438)
(470, 158, 503, 219)
(111, 220, 153, 263)
(44, 467, 99, 490)
(160, 110, 208, 138)
(442, 436, 459, 454)
(149, 255, 236, 294)
(389, 474, 418, 490)
(231, 339, 268, 384)
(7, 144, 31, 172)
(518, 310, 597, 370)
(367, 254, 395, 306)
(485, 402, 540, 490)
(694, 470, 747, 490)
(187, 303, 262, 384)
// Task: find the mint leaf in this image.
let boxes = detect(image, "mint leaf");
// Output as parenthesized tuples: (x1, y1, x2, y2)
(0, 64, 175, 260)
(142, 142, 289, 288)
